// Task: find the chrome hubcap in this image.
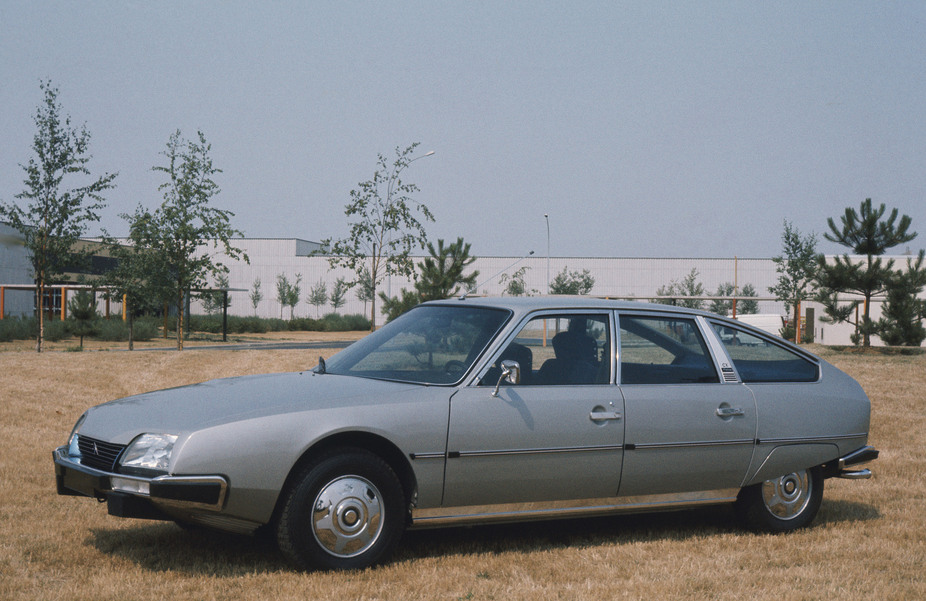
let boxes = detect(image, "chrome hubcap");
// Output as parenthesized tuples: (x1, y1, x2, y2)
(312, 476, 384, 558)
(761, 470, 811, 520)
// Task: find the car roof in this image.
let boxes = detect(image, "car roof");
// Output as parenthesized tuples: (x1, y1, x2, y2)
(425, 295, 820, 363)
(426, 295, 721, 319)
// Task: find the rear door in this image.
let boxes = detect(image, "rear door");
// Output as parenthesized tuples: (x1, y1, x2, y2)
(616, 313, 757, 497)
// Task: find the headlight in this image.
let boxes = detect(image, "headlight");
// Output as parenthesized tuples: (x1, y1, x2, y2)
(67, 413, 88, 458)
(119, 433, 178, 474)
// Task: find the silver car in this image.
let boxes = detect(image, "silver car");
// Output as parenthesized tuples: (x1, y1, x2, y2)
(54, 297, 878, 570)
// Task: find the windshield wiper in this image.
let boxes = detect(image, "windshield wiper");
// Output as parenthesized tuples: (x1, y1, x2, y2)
(314, 356, 326, 374)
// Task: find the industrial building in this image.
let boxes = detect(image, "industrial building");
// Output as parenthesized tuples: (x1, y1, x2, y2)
(2, 223, 919, 346)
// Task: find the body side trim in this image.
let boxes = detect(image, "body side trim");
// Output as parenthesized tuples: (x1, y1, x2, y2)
(410, 488, 740, 528)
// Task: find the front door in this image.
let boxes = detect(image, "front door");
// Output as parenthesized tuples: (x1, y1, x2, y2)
(442, 313, 624, 507)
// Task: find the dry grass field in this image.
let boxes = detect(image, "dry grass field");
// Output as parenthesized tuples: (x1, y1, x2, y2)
(1, 341, 923, 600)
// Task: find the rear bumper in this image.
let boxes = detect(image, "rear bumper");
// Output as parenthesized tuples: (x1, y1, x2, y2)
(53, 446, 229, 517)
(823, 445, 879, 480)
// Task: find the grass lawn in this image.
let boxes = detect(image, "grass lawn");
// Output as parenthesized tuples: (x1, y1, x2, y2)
(0, 342, 923, 600)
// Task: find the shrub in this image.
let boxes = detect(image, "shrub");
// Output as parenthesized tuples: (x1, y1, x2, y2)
(0, 313, 371, 342)
(93, 317, 159, 342)
(132, 318, 158, 341)
(0, 317, 33, 342)
(43, 319, 71, 342)
(322, 313, 371, 331)
(289, 317, 323, 331)
(95, 319, 128, 342)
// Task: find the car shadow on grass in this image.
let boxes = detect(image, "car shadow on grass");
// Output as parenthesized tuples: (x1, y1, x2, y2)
(397, 506, 739, 563)
(88, 523, 288, 575)
(86, 500, 880, 574)
(397, 499, 881, 563)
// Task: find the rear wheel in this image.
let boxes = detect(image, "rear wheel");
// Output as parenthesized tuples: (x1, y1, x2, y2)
(736, 467, 823, 532)
(276, 448, 405, 570)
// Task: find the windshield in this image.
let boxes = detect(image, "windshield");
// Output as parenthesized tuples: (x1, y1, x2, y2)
(324, 304, 511, 384)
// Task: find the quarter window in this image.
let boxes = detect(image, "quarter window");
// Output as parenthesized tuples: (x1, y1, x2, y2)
(710, 323, 818, 383)
(619, 315, 719, 384)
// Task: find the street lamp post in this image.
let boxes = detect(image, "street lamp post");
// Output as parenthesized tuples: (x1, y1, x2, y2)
(544, 214, 550, 294)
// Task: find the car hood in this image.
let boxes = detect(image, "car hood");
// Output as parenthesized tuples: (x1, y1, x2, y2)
(78, 371, 422, 444)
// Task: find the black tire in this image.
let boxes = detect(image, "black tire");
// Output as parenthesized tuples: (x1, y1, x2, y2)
(276, 448, 405, 570)
(736, 467, 823, 533)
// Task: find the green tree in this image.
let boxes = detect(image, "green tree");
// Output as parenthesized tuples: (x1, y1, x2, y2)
(202, 273, 230, 315)
(769, 221, 818, 343)
(329, 277, 348, 313)
(379, 237, 480, 322)
(275, 273, 301, 319)
(100, 211, 170, 350)
(500, 266, 531, 296)
(710, 282, 735, 316)
(308, 279, 328, 318)
(134, 130, 246, 349)
(323, 143, 435, 330)
(876, 251, 926, 346)
(67, 288, 98, 349)
(655, 268, 703, 309)
(379, 289, 422, 323)
(549, 267, 595, 295)
(0, 80, 116, 352)
(415, 238, 478, 300)
(355, 267, 375, 317)
(738, 284, 759, 315)
(275, 274, 289, 319)
(816, 199, 917, 346)
(249, 278, 263, 316)
(711, 283, 759, 316)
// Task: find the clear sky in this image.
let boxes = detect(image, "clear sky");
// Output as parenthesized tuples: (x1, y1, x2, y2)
(2, 1, 924, 259)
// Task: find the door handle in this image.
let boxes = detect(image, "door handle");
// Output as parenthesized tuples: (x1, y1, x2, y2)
(589, 411, 622, 422)
(715, 407, 745, 418)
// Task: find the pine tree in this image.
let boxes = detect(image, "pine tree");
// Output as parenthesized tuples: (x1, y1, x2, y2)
(816, 199, 916, 346)
(877, 251, 926, 346)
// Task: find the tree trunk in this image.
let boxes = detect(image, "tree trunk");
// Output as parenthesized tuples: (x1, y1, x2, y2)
(370, 295, 376, 331)
(792, 302, 800, 344)
(176, 288, 184, 351)
(128, 311, 135, 351)
(36, 280, 44, 353)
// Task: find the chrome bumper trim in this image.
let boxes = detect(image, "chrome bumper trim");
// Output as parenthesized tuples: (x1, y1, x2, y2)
(837, 468, 872, 480)
(54, 446, 228, 511)
(835, 445, 878, 479)
(837, 445, 879, 470)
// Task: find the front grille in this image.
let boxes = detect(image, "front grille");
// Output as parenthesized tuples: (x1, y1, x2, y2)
(77, 436, 126, 472)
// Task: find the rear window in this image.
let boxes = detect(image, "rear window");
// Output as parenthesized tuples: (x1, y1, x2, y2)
(710, 322, 819, 383)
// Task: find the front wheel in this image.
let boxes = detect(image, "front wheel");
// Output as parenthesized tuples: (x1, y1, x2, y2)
(276, 448, 406, 570)
(736, 467, 823, 532)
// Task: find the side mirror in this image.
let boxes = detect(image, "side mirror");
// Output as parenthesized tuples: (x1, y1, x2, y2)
(492, 360, 521, 397)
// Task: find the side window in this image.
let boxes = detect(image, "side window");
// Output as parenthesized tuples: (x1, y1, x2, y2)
(619, 315, 719, 384)
(710, 323, 819, 383)
(480, 314, 611, 386)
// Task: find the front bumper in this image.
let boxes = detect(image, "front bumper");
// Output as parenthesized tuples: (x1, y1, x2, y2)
(53, 446, 229, 518)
